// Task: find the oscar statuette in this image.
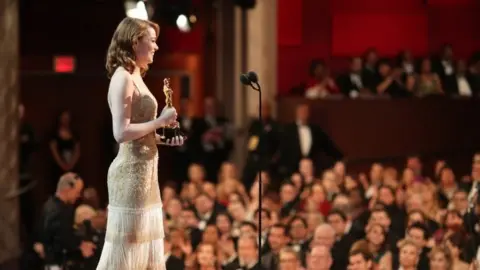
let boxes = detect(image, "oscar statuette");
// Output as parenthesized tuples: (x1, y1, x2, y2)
(158, 78, 185, 143)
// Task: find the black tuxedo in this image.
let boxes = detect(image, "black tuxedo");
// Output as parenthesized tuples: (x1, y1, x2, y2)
(197, 116, 233, 181)
(40, 196, 82, 266)
(242, 117, 281, 189)
(166, 254, 184, 270)
(336, 73, 365, 96)
(279, 123, 343, 177)
(445, 74, 478, 97)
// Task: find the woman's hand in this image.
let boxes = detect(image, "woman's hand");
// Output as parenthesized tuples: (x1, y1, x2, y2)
(158, 106, 177, 126)
(157, 135, 184, 146)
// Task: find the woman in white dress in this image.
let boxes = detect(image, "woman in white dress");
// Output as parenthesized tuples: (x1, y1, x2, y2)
(96, 17, 184, 270)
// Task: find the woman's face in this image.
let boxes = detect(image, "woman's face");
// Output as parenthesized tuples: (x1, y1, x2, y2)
(290, 173, 303, 189)
(216, 215, 231, 234)
(367, 225, 385, 246)
(421, 59, 431, 73)
(197, 244, 215, 266)
(202, 226, 219, 244)
(166, 198, 182, 217)
(162, 187, 176, 202)
(379, 64, 391, 77)
(60, 111, 71, 126)
(399, 244, 419, 268)
(311, 184, 326, 202)
(133, 27, 158, 67)
(430, 251, 448, 270)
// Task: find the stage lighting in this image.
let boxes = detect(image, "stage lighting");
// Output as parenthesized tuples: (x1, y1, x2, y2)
(125, 0, 153, 20)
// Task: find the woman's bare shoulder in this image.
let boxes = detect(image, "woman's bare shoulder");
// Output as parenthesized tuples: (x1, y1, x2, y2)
(109, 67, 134, 93)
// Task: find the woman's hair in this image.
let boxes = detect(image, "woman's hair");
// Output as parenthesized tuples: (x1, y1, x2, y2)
(429, 246, 453, 270)
(106, 17, 160, 78)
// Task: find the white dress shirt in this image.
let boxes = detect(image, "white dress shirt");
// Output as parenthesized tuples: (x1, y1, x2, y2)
(297, 123, 312, 156)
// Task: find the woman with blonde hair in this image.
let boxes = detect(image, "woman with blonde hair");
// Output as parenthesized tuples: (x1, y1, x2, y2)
(96, 17, 184, 269)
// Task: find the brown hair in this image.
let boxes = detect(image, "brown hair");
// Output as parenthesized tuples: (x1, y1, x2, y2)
(106, 17, 160, 78)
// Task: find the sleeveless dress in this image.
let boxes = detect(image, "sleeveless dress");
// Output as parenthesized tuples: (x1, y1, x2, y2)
(97, 81, 166, 270)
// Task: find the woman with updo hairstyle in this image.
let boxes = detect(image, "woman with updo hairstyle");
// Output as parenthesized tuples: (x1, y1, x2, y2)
(96, 17, 185, 269)
(429, 246, 453, 270)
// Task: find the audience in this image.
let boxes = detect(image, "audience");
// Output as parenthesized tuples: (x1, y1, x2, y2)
(298, 46, 480, 99)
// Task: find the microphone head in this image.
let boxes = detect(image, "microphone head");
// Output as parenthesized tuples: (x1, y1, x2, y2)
(247, 71, 258, 83)
(240, 74, 251, 85)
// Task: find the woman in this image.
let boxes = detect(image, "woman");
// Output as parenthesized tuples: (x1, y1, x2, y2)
(414, 58, 443, 97)
(96, 17, 184, 269)
(429, 246, 453, 270)
(351, 223, 392, 270)
(185, 243, 219, 270)
(49, 110, 80, 190)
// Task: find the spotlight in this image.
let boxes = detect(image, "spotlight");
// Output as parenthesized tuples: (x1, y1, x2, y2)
(154, 0, 197, 32)
(124, 0, 154, 20)
(176, 14, 191, 32)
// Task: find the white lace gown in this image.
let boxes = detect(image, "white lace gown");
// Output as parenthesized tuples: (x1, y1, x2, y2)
(97, 83, 166, 270)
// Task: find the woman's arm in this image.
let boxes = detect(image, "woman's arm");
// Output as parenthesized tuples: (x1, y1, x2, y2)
(434, 74, 444, 93)
(109, 69, 168, 143)
(376, 77, 393, 94)
(69, 141, 81, 169)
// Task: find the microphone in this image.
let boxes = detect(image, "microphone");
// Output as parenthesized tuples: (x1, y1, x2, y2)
(240, 73, 251, 86)
(247, 71, 258, 83)
(240, 71, 261, 91)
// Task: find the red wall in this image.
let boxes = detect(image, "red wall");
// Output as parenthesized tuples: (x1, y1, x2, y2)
(277, 0, 480, 94)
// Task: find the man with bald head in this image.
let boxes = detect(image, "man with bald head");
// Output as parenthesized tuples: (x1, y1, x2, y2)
(39, 172, 96, 270)
(312, 223, 348, 269)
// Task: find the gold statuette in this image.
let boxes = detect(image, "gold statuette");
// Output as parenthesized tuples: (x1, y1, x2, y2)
(158, 78, 184, 142)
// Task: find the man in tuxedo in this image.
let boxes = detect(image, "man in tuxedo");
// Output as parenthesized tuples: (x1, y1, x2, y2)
(198, 97, 233, 182)
(39, 173, 96, 270)
(327, 209, 361, 270)
(279, 103, 343, 178)
(261, 223, 289, 270)
(164, 234, 184, 270)
(242, 101, 281, 189)
(337, 57, 368, 97)
(224, 233, 265, 270)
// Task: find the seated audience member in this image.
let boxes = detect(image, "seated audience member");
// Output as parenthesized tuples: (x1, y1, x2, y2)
(39, 173, 96, 270)
(164, 234, 185, 270)
(429, 245, 453, 270)
(447, 59, 476, 97)
(396, 49, 416, 75)
(278, 247, 304, 270)
(337, 56, 369, 97)
(375, 59, 413, 98)
(306, 245, 332, 270)
(348, 249, 374, 270)
(414, 58, 444, 97)
(396, 239, 422, 270)
(224, 233, 265, 270)
(304, 59, 340, 99)
(362, 48, 380, 91)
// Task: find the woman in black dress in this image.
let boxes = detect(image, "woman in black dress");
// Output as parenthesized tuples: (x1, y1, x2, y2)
(49, 110, 81, 190)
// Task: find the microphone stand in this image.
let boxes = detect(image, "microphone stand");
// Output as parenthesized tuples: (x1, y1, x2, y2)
(248, 80, 263, 261)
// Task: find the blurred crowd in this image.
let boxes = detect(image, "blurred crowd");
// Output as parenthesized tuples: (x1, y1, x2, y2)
(293, 45, 480, 99)
(17, 90, 480, 270)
